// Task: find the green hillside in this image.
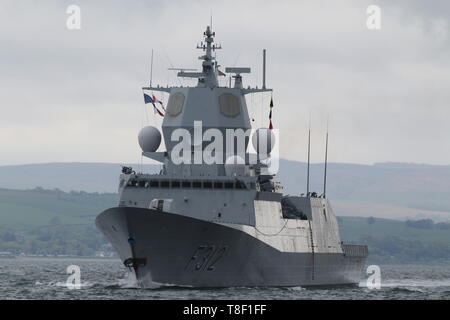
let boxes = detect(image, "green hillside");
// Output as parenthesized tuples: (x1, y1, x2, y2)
(338, 216, 450, 244)
(338, 216, 450, 263)
(0, 188, 117, 230)
(0, 188, 448, 262)
(0, 188, 117, 256)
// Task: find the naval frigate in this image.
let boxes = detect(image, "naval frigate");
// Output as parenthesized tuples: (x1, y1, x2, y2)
(95, 25, 368, 287)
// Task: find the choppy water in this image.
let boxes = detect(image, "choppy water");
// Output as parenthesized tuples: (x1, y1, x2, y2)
(0, 258, 449, 300)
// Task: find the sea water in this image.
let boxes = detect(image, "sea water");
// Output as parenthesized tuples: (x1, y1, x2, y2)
(0, 258, 448, 300)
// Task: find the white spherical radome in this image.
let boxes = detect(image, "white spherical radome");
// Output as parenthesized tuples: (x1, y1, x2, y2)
(251, 128, 276, 155)
(138, 126, 162, 152)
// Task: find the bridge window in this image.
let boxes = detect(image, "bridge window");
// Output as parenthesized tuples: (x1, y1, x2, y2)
(193, 181, 202, 188)
(171, 181, 181, 188)
(203, 181, 212, 188)
(235, 181, 246, 189)
(182, 181, 192, 188)
(161, 181, 170, 188)
(126, 178, 254, 190)
(138, 181, 146, 188)
(224, 182, 234, 189)
(150, 180, 159, 188)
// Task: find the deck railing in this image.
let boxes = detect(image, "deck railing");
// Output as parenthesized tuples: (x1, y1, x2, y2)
(342, 244, 369, 257)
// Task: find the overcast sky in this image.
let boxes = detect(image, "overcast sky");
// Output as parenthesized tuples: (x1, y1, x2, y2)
(0, 0, 449, 166)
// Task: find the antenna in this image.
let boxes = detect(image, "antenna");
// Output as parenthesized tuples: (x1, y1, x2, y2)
(150, 49, 154, 87)
(167, 68, 197, 72)
(225, 67, 250, 73)
(323, 117, 329, 198)
(306, 116, 311, 197)
(263, 49, 266, 89)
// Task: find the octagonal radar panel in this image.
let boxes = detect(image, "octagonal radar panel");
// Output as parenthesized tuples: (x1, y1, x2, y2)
(166, 92, 185, 117)
(219, 93, 241, 117)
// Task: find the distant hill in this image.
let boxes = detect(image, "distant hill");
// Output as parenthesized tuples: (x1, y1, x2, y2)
(0, 188, 116, 230)
(0, 162, 159, 193)
(338, 216, 450, 263)
(277, 161, 450, 213)
(0, 161, 449, 221)
(338, 216, 450, 244)
(0, 188, 448, 262)
(331, 201, 450, 222)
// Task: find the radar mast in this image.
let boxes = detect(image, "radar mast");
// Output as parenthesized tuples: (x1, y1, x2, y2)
(177, 25, 221, 88)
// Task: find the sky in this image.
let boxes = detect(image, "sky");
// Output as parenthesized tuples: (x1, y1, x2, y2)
(0, 0, 449, 166)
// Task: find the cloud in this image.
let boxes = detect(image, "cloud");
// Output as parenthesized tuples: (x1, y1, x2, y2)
(0, 0, 449, 165)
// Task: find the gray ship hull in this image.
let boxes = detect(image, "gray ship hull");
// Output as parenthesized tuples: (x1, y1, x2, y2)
(96, 207, 367, 287)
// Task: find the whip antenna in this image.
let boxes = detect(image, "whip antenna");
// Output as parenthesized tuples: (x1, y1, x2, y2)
(306, 114, 311, 196)
(150, 49, 154, 87)
(323, 117, 329, 198)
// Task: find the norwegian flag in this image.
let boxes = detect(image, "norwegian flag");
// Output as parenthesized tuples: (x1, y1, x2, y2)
(143, 93, 165, 117)
(152, 94, 165, 110)
(268, 97, 274, 130)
